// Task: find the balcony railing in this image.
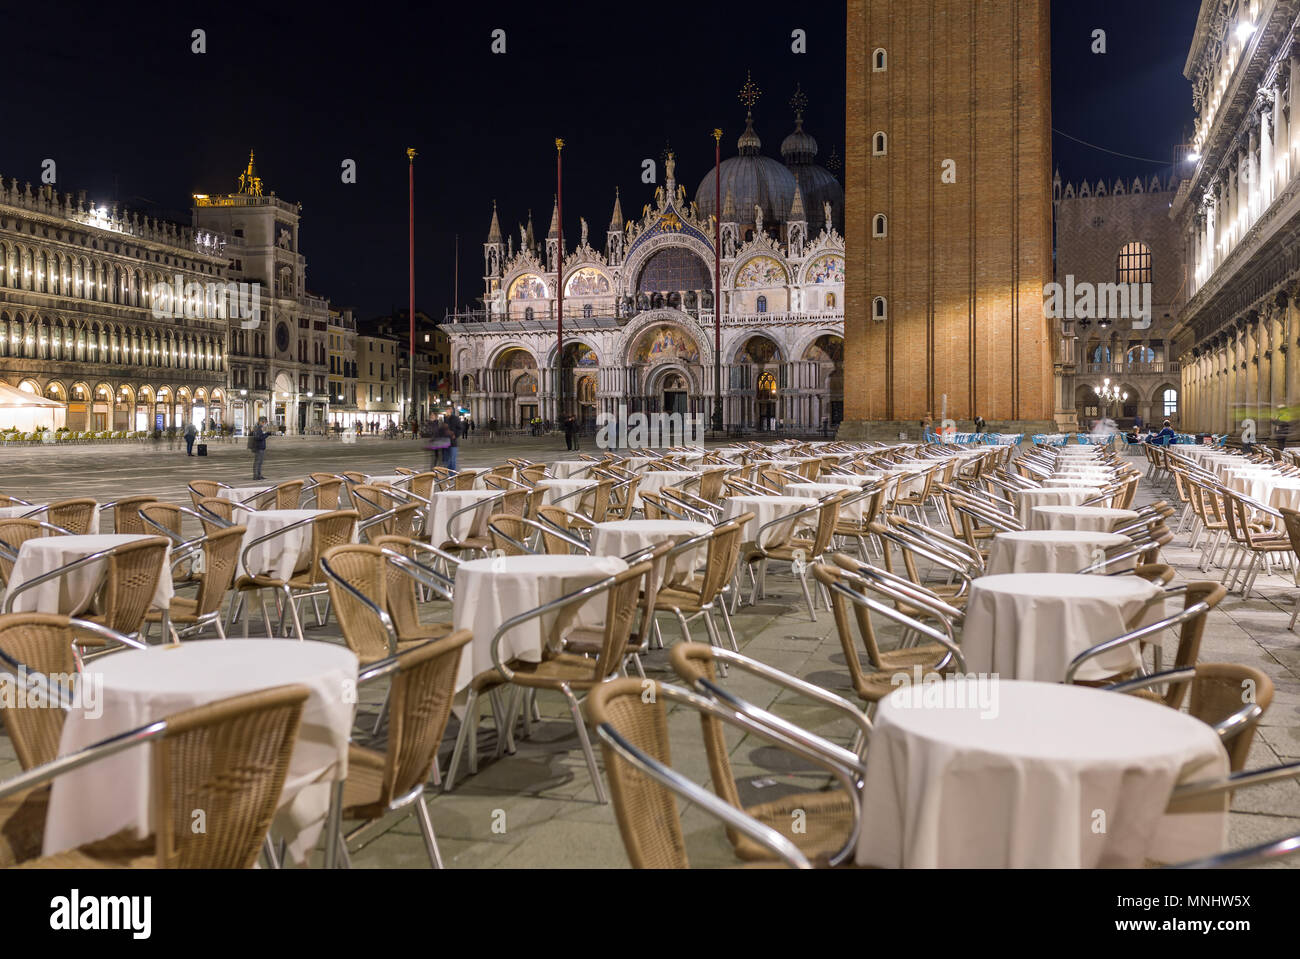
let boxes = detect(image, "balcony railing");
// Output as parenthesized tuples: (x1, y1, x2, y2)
(1079, 360, 1175, 375)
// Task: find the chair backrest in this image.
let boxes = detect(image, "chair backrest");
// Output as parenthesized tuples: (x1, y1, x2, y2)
(110, 496, 158, 535)
(407, 472, 440, 498)
(1189, 662, 1274, 772)
(274, 480, 304, 510)
(47, 499, 97, 536)
(666, 643, 745, 813)
(188, 481, 223, 508)
(194, 526, 248, 619)
(322, 544, 395, 663)
(807, 494, 843, 556)
(497, 488, 527, 519)
(349, 485, 389, 523)
(195, 497, 236, 533)
(695, 519, 745, 605)
(310, 478, 342, 510)
(373, 631, 472, 806)
(488, 514, 533, 556)
(304, 510, 360, 584)
(813, 563, 890, 682)
(0, 613, 78, 768)
(452, 472, 478, 491)
(0, 519, 46, 585)
(697, 467, 729, 502)
(154, 684, 308, 868)
(578, 479, 615, 523)
(535, 506, 593, 554)
(586, 677, 690, 868)
(94, 537, 171, 636)
(583, 561, 654, 680)
(139, 503, 185, 544)
(639, 491, 669, 520)
(1154, 581, 1228, 709)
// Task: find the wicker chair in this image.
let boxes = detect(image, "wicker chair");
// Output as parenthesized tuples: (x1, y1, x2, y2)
(334, 632, 471, 868)
(813, 562, 966, 708)
(53, 537, 171, 648)
(194, 496, 237, 532)
(534, 507, 594, 554)
(0, 613, 81, 769)
(103, 496, 158, 535)
(588, 677, 816, 869)
(0, 520, 46, 587)
(744, 494, 842, 621)
(307, 478, 343, 509)
(479, 560, 653, 803)
(652, 518, 746, 653)
(232, 509, 358, 641)
(144, 525, 247, 641)
(273, 480, 304, 509)
(5, 685, 308, 868)
(41, 499, 98, 536)
(187, 481, 226, 508)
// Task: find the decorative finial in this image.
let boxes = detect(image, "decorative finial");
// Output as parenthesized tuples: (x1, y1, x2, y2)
(555, 138, 565, 152)
(826, 145, 841, 176)
(789, 83, 807, 122)
(406, 147, 417, 162)
(712, 128, 723, 142)
(738, 71, 761, 116)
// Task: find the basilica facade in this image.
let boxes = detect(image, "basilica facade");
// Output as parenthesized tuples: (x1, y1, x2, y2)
(443, 91, 846, 434)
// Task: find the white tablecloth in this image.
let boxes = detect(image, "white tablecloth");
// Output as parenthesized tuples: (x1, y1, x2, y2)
(219, 485, 278, 506)
(589, 519, 710, 585)
(1041, 477, 1110, 488)
(535, 478, 599, 510)
(984, 530, 1131, 575)
(1012, 487, 1097, 525)
(0, 504, 101, 533)
(451, 555, 627, 693)
(632, 471, 699, 508)
(721, 495, 810, 548)
(1270, 480, 1300, 513)
(44, 639, 357, 866)
(856, 680, 1228, 868)
(426, 490, 500, 547)
(549, 460, 597, 479)
(4, 534, 172, 615)
(238, 509, 324, 580)
(1030, 505, 1140, 533)
(963, 572, 1165, 682)
(784, 483, 864, 522)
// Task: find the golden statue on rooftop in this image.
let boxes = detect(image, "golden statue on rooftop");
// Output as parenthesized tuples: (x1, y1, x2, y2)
(237, 150, 264, 196)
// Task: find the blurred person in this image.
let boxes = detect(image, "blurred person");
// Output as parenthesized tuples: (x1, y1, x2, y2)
(183, 420, 198, 456)
(250, 416, 269, 480)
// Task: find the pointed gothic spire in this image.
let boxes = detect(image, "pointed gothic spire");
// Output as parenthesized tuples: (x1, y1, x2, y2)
(547, 194, 559, 238)
(487, 199, 502, 243)
(722, 185, 736, 222)
(525, 209, 535, 248)
(789, 182, 806, 221)
(609, 187, 623, 229)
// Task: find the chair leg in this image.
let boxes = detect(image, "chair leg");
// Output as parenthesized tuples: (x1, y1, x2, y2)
(1289, 593, 1300, 630)
(796, 564, 817, 622)
(560, 684, 607, 804)
(445, 689, 478, 791)
(413, 795, 445, 869)
(716, 599, 740, 652)
(262, 835, 281, 869)
(283, 587, 306, 641)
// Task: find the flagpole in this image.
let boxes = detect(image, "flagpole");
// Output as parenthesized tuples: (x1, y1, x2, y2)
(556, 138, 565, 427)
(406, 147, 416, 427)
(712, 128, 723, 435)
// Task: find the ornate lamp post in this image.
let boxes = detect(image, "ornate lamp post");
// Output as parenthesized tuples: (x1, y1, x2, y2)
(1094, 377, 1128, 420)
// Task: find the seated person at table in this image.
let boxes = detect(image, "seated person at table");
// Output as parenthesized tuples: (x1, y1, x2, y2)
(1147, 420, 1176, 445)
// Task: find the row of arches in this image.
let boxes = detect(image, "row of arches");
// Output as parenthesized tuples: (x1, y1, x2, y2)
(0, 240, 215, 309)
(3, 377, 227, 431)
(0, 311, 225, 371)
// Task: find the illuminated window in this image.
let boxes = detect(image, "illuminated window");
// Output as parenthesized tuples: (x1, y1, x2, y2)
(1162, 388, 1178, 417)
(1116, 242, 1152, 284)
(756, 295, 768, 313)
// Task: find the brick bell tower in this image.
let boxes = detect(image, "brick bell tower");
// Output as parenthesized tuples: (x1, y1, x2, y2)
(839, 0, 1056, 439)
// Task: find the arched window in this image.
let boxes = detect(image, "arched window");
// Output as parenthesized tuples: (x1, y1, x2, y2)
(1090, 344, 1111, 364)
(1116, 241, 1152, 284)
(582, 303, 593, 318)
(756, 295, 768, 313)
(1162, 388, 1178, 417)
(873, 48, 887, 72)
(524, 306, 534, 320)
(825, 291, 836, 309)
(872, 215, 888, 238)
(872, 296, 887, 321)
(873, 132, 887, 156)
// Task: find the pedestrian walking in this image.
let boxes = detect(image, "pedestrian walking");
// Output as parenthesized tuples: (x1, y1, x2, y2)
(563, 414, 578, 451)
(249, 416, 269, 480)
(445, 413, 461, 471)
(183, 421, 198, 456)
(488, 416, 497, 441)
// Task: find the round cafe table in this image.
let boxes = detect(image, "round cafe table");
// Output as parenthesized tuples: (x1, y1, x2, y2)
(1041, 477, 1110, 488)
(43, 639, 358, 866)
(3, 533, 173, 615)
(535, 478, 598, 508)
(589, 519, 710, 585)
(237, 509, 326, 580)
(963, 572, 1165, 682)
(1270, 480, 1300, 512)
(632, 470, 699, 508)
(1011, 487, 1097, 525)
(1030, 505, 1140, 533)
(549, 460, 598, 479)
(451, 554, 627, 694)
(784, 482, 867, 523)
(426, 490, 501, 547)
(721, 494, 810, 549)
(984, 530, 1131, 575)
(219, 484, 279, 506)
(855, 680, 1228, 868)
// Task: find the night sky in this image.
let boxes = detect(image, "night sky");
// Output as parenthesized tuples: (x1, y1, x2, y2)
(3, 0, 1198, 321)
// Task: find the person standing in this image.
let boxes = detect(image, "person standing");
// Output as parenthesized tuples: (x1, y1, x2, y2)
(488, 416, 497, 441)
(563, 414, 578, 451)
(183, 421, 198, 456)
(250, 416, 269, 480)
(973, 414, 986, 434)
(444, 414, 460, 471)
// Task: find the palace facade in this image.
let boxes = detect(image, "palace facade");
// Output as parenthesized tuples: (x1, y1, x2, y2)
(443, 86, 846, 433)
(1173, 0, 1300, 438)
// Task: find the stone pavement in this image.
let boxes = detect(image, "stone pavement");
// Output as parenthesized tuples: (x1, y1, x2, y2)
(0, 442, 1297, 867)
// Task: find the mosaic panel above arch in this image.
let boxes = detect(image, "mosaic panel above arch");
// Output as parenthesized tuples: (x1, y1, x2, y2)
(632, 324, 700, 366)
(564, 267, 611, 297)
(738, 336, 781, 364)
(804, 334, 843, 363)
(804, 254, 844, 285)
(735, 256, 787, 289)
(507, 274, 549, 300)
